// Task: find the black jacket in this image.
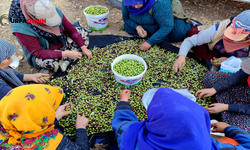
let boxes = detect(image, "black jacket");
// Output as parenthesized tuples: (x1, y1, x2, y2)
(213, 69, 250, 115)
(54, 119, 89, 150)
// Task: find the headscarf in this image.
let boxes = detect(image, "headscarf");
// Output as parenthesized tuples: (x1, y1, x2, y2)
(124, 0, 155, 15)
(223, 15, 250, 53)
(0, 39, 24, 88)
(9, 0, 67, 46)
(121, 88, 220, 150)
(0, 84, 64, 149)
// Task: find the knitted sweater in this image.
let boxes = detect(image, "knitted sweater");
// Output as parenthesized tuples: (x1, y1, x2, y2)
(122, 0, 189, 45)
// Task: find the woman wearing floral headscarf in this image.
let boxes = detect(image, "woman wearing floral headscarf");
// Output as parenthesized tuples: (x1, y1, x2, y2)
(0, 39, 49, 100)
(0, 84, 89, 149)
(122, 0, 193, 51)
(9, 0, 92, 72)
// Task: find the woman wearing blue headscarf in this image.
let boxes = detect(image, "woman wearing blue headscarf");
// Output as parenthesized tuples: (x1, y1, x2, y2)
(122, 0, 192, 51)
(111, 88, 250, 150)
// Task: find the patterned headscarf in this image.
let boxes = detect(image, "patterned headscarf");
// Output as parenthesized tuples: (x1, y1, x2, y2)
(9, 0, 67, 46)
(0, 84, 64, 149)
(9, 0, 60, 36)
(0, 39, 24, 88)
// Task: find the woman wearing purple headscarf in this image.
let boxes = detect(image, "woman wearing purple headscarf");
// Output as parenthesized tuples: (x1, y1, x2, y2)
(111, 88, 250, 150)
(122, 0, 193, 51)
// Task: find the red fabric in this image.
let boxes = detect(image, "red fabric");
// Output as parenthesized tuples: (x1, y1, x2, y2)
(15, 33, 63, 59)
(14, 15, 85, 59)
(62, 15, 85, 48)
(187, 27, 222, 59)
(223, 35, 250, 53)
(248, 76, 250, 88)
(216, 136, 239, 146)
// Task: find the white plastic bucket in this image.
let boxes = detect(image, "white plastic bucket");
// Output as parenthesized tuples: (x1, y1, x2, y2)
(111, 54, 147, 86)
(83, 5, 109, 31)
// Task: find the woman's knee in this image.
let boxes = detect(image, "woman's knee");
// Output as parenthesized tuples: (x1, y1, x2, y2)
(124, 23, 137, 35)
(169, 20, 191, 42)
(203, 72, 217, 88)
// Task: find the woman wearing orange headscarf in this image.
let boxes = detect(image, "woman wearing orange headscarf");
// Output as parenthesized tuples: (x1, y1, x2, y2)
(0, 84, 89, 149)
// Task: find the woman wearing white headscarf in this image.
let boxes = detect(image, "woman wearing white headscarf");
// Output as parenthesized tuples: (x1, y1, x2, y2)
(9, 0, 92, 72)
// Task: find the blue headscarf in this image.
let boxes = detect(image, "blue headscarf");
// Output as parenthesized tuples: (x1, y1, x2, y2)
(121, 88, 220, 150)
(124, 0, 155, 15)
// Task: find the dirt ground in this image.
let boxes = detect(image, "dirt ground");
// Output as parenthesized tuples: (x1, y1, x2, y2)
(0, 0, 250, 74)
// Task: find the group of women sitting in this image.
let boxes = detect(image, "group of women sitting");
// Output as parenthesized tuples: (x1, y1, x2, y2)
(1, 0, 250, 149)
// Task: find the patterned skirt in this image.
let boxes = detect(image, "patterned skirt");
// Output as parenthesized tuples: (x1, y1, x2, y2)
(203, 71, 250, 132)
(35, 27, 89, 72)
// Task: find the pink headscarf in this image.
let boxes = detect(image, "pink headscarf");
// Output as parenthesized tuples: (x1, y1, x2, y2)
(20, 0, 61, 36)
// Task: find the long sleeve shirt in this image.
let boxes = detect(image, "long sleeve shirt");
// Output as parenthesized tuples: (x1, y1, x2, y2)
(122, 0, 175, 46)
(54, 118, 89, 150)
(212, 126, 250, 150)
(179, 23, 249, 60)
(0, 73, 23, 100)
(212, 69, 250, 115)
(14, 15, 85, 59)
(111, 101, 139, 149)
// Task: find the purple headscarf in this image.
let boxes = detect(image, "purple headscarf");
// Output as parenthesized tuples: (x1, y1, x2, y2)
(121, 88, 220, 150)
(124, 0, 155, 15)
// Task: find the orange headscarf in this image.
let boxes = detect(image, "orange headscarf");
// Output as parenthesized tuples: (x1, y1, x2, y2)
(0, 84, 64, 149)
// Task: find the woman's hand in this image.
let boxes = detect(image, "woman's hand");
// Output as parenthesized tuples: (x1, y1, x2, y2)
(211, 122, 230, 133)
(140, 42, 151, 51)
(81, 46, 93, 59)
(173, 55, 186, 73)
(205, 103, 229, 114)
(56, 102, 73, 120)
(210, 57, 228, 66)
(195, 88, 217, 99)
(75, 114, 89, 129)
(136, 25, 147, 38)
(23, 73, 49, 83)
(119, 89, 131, 102)
(62, 51, 82, 59)
(31, 73, 50, 83)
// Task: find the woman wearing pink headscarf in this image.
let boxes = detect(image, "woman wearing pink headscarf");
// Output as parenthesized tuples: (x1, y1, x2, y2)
(9, 0, 92, 72)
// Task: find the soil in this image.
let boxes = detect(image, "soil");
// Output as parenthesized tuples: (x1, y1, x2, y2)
(0, 0, 250, 74)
